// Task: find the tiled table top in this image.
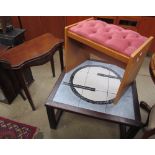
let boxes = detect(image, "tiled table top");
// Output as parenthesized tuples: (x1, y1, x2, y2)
(46, 60, 141, 125)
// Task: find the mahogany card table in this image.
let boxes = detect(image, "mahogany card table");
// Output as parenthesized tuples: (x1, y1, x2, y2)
(0, 33, 64, 110)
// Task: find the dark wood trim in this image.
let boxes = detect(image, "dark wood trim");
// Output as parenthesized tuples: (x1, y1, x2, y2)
(1, 42, 64, 70)
(50, 56, 55, 77)
(120, 124, 127, 139)
(46, 105, 57, 129)
(55, 109, 63, 124)
(125, 126, 141, 138)
(132, 81, 141, 122)
(50, 101, 142, 127)
(59, 45, 64, 71)
(45, 105, 64, 129)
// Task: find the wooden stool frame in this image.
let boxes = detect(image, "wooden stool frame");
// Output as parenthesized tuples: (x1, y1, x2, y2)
(64, 18, 154, 104)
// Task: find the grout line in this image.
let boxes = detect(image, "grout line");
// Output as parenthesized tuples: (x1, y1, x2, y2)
(78, 66, 90, 108)
(105, 68, 110, 112)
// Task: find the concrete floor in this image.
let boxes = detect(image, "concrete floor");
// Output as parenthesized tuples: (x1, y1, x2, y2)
(0, 52, 154, 138)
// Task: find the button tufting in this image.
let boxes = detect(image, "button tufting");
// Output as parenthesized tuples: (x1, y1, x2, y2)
(69, 19, 147, 56)
(89, 23, 95, 27)
(92, 30, 97, 33)
(77, 26, 82, 29)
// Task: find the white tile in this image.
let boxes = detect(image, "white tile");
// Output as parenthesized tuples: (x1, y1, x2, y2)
(105, 95, 135, 120)
(109, 70, 120, 79)
(85, 75, 109, 92)
(73, 67, 89, 85)
(82, 90, 107, 102)
(78, 97, 107, 113)
(63, 73, 72, 83)
(109, 64, 124, 78)
(123, 86, 133, 97)
(64, 60, 92, 82)
(51, 84, 81, 107)
(108, 78, 120, 94)
(109, 71, 116, 76)
(107, 92, 116, 101)
(85, 66, 109, 92)
(74, 88, 83, 96)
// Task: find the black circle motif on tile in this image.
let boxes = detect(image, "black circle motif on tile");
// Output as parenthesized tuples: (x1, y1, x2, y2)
(69, 65, 121, 105)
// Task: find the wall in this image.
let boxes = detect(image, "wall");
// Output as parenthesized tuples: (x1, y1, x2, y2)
(11, 16, 65, 40)
(11, 16, 155, 53)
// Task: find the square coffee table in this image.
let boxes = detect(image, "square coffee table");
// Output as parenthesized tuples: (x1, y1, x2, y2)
(45, 60, 143, 138)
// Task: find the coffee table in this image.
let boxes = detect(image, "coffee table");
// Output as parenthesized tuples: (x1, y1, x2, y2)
(45, 60, 143, 138)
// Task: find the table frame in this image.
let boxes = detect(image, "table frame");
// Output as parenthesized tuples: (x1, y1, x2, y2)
(45, 71, 143, 138)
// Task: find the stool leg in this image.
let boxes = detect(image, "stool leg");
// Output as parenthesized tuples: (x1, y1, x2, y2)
(17, 69, 36, 111)
(59, 45, 64, 71)
(50, 57, 55, 77)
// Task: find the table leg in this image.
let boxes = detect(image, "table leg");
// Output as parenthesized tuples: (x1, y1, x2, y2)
(50, 57, 55, 77)
(17, 69, 36, 111)
(45, 105, 63, 129)
(120, 124, 141, 139)
(59, 45, 64, 71)
(125, 126, 141, 139)
(46, 105, 57, 129)
(120, 124, 127, 139)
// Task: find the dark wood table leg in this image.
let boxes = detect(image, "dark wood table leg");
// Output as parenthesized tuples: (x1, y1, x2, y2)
(50, 57, 55, 77)
(17, 69, 36, 111)
(125, 126, 141, 139)
(59, 45, 64, 72)
(45, 105, 63, 129)
(120, 124, 141, 139)
(46, 105, 57, 129)
(120, 124, 127, 139)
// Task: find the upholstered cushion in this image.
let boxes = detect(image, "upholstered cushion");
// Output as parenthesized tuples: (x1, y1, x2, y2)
(69, 20, 147, 56)
(147, 104, 155, 130)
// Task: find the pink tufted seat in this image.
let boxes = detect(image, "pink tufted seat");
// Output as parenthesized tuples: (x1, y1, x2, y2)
(69, 19, 147, 56)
